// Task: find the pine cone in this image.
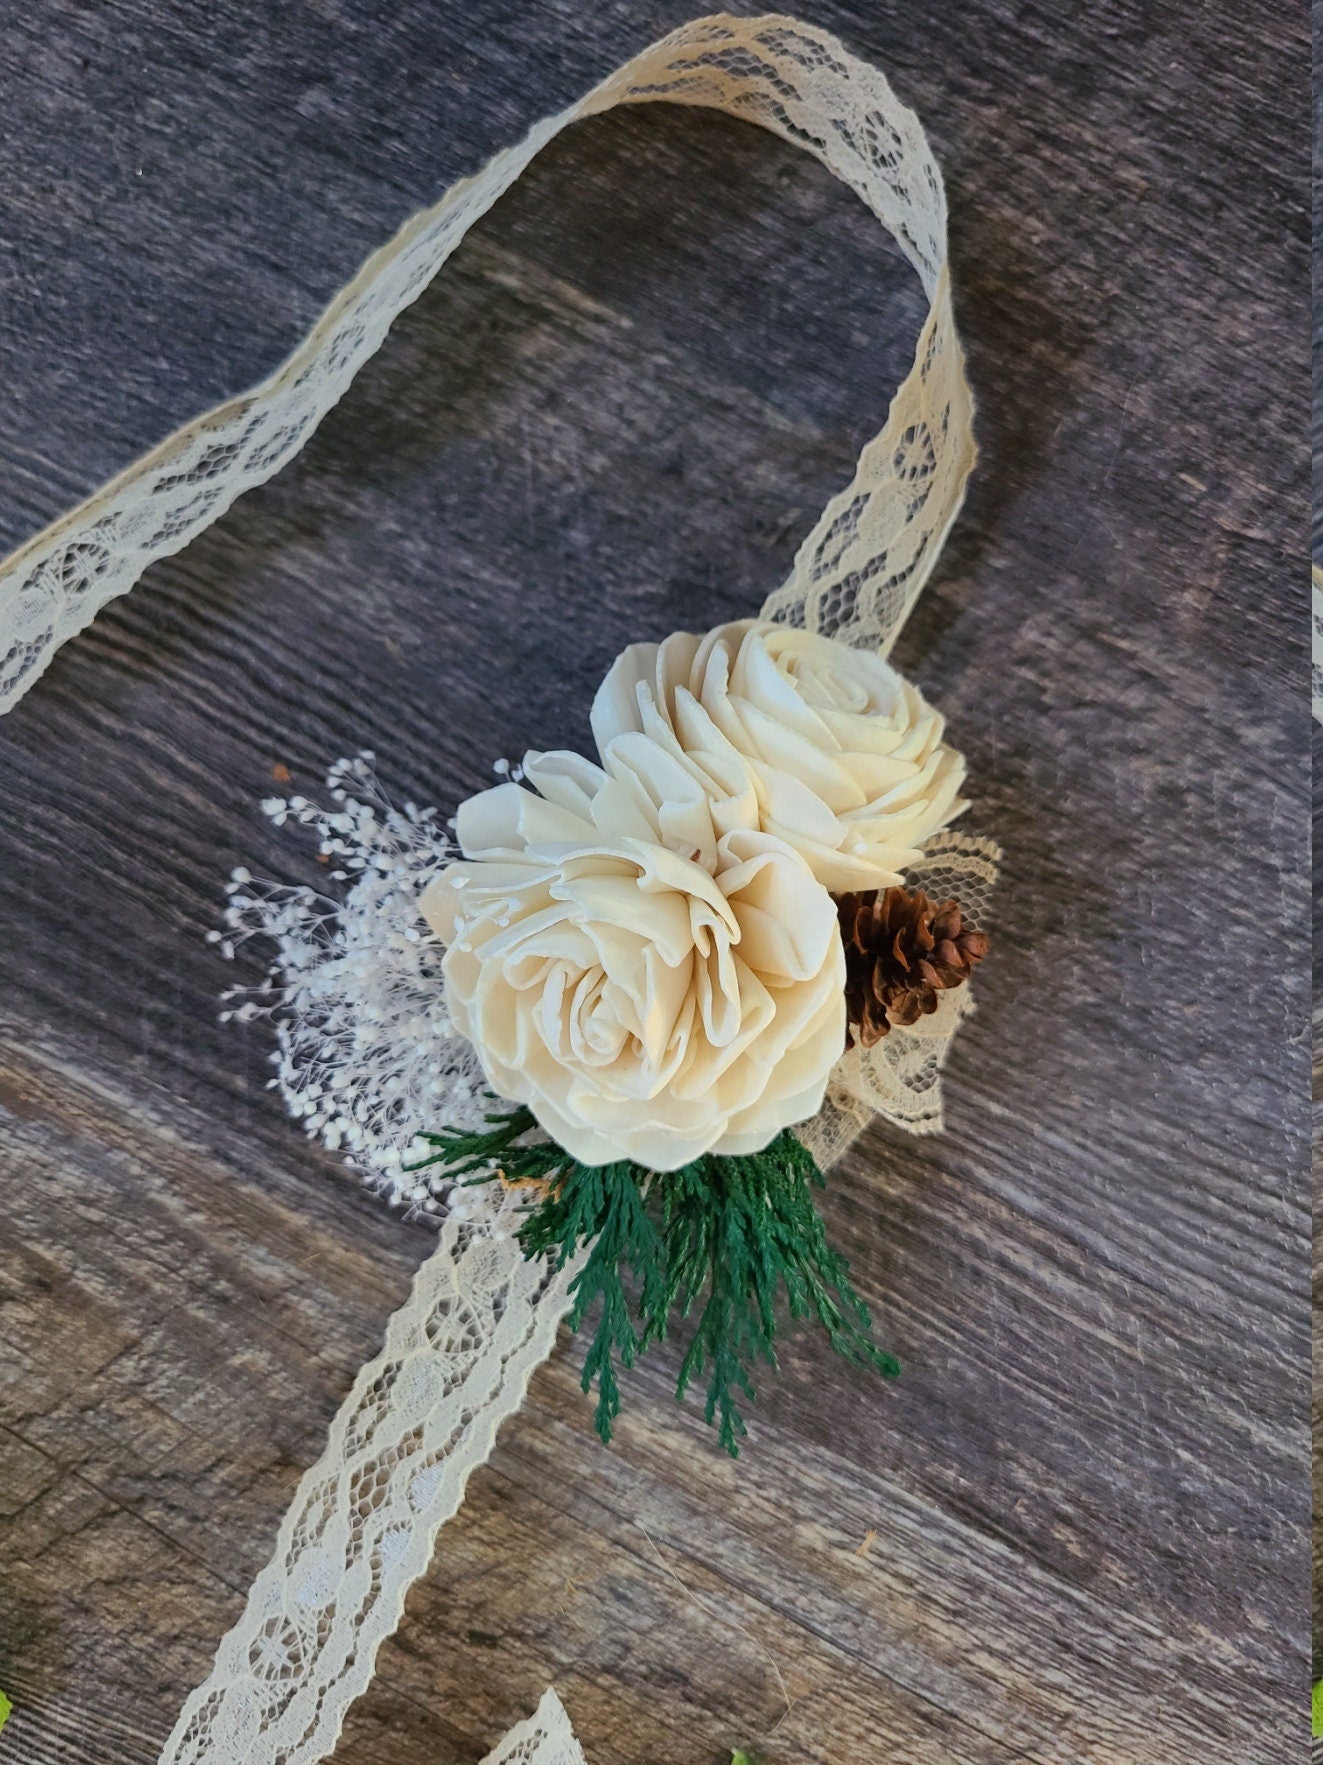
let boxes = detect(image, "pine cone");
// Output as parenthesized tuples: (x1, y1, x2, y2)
(835, 886, 989, 1049)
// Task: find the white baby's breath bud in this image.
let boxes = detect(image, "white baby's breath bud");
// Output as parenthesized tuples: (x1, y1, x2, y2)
(212, 753, 489, 1215)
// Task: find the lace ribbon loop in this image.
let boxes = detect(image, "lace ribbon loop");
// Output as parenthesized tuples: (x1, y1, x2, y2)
(2, 17, 983, 1762)
(0, 12, 972, 715)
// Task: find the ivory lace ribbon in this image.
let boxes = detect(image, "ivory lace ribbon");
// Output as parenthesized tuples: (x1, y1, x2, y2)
(1, 15, 982, 1761)
(479, 1690, 587, 1765)
(0, 11, 973, 713)
(159, 1210, 587, 1765)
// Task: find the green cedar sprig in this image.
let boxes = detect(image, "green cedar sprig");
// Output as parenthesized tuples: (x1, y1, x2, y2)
(410, 1108, 898, 1456)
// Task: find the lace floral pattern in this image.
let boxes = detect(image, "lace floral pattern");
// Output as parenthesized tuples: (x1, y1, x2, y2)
(480, 1691, 587, 1765)
(0, 12, 972, 712)
(159, 1211, 583, 1765)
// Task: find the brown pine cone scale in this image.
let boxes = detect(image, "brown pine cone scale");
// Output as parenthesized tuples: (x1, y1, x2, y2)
(835, 885, 989, 1050)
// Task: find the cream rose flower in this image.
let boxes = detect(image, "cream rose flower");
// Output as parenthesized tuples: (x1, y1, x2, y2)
(591, 618, 967, 892)
(419, 750, 844, 1171)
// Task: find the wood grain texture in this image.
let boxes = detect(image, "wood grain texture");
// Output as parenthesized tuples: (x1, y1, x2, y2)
(0, 2, 1307, 1762)
(1313, 719, 1321, 1756)
(1312, 0, 1322, 1735)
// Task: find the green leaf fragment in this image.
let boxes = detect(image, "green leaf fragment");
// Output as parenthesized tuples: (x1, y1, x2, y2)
(418, 1108, 898, 1455)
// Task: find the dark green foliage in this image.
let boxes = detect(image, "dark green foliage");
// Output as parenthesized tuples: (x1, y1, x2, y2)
(411, 1108, 898, 1456)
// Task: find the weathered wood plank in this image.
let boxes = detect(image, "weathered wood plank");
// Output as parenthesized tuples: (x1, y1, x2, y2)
(0, 1, 1308, 1761)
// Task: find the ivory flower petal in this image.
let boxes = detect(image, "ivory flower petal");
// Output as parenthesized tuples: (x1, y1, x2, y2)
(592, 619, 967, 891)
(421, 767, 844, 1171)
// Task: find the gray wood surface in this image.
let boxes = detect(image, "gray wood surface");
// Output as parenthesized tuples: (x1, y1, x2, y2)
(1312, 3, 1322, 1742)
(0, 3, 1308, 1761)
(1313, 714, 1321, 1761)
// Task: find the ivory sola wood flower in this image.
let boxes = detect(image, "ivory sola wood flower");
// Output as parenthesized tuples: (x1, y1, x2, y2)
(591, 618, 968, 893)
(420, 750, 845, 1170)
